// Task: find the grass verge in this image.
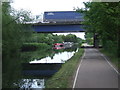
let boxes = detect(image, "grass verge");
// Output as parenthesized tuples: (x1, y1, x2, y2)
(45, 48, 84, 88)
(100, 49, 119, 69)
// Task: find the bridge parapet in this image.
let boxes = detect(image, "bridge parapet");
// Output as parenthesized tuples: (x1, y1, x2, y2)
(26, 11, 85, 33)
(32, 21, 83, 26)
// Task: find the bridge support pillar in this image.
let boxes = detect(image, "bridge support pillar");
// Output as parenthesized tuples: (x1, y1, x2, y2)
(93, 33, 99, 48)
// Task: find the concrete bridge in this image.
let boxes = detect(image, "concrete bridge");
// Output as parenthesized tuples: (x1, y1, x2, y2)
(31, 11, 85, 33)
(32, 23, 85, 33)
(30, 11, 98, 47)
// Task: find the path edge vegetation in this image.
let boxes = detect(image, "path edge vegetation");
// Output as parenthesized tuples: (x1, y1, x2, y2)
(76, 2, 120, 69)
(45, 48, 84, 88)
(99, 49, 119, 69)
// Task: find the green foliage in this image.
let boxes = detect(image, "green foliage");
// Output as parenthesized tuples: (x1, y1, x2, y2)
(2, 2, 33, 59)
(22, 43, 50, 51)
(52, 34, 63, 43)
(85, 32, 93, 45)
(27, 33, 64, 45)
(61, 34, 78, 43)
(100, 48, 118, 68)
(28, 33, 83, 46)
(77, 2, 119, 57)
(2, 2, 33, 88)
(20, 46, 53, 63)
(45, 48, 84, 88)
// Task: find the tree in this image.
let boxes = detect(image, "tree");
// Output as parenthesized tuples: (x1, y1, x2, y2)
(76, 2, 119, 55)
(85, 32, 93, 45)
(53, 34, 63, 43)
(2, 2, 33, 88)
(62, 34, 78, 43)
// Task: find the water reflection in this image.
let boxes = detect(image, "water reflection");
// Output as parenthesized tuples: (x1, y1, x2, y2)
(14, 79, 45, 89)
(30, 51, 76, 63)
(3, 46, 78, 89)
(22, 63, 62, 76)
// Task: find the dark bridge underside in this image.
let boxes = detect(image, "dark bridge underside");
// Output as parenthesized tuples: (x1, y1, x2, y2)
(32, 24, 85, 33)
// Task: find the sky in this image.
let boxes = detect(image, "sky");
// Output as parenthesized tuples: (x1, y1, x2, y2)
(11, 0, 90, 39)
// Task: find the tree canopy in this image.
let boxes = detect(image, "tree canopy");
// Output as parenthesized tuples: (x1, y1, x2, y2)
(77, 2, 119, 56)
(2, 2, 33, 88)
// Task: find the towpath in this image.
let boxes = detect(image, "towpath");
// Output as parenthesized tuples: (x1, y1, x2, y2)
(73, 48, 119, 89)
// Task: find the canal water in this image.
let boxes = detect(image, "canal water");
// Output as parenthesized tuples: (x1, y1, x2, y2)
(3, 46, 78, 89)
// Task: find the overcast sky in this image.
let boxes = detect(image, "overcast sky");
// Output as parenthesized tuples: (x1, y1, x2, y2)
(11, 0, 90, 15)
(11, 0, 90, 39)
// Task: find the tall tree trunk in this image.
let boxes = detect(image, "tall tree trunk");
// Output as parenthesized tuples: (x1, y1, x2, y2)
(93, 33, 99, 48)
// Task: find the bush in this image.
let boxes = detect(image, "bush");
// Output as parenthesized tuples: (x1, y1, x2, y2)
(21, 43, 51, 51)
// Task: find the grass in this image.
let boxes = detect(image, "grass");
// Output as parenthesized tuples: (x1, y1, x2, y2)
(100, 48, 119, 69)
(45, 48, 84, 88)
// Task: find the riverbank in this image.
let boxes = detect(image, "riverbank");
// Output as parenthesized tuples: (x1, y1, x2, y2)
(45, 48, 84, 88)
(21, 43, 51, 51)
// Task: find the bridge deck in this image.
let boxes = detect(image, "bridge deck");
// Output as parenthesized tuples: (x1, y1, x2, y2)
(30, 22, 85, 33)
